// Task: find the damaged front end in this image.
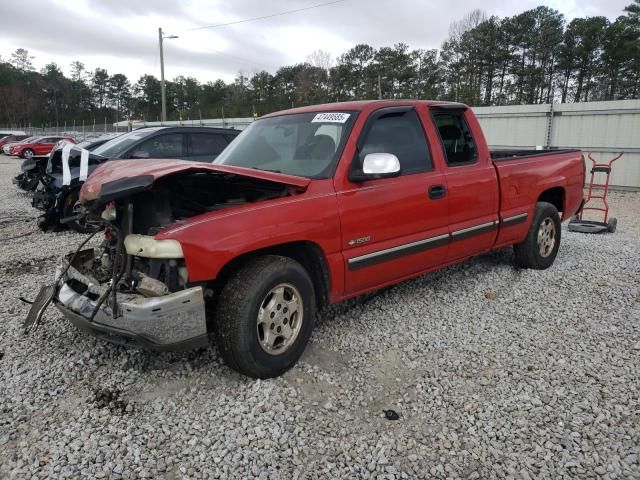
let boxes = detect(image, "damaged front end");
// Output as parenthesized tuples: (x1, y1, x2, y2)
(27, 201, 209, 350)
(25, 163, 307, 350)
(14, 158, 45, 191)
(56, 250, 208, 350)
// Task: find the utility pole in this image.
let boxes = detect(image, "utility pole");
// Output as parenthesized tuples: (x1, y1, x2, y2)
(159, 27, 166, 124)
(377, 73, 382, 100)
(159, 27, 179, 124)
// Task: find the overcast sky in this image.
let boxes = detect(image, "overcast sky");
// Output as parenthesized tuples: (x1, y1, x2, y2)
(0, 0, 632, 83)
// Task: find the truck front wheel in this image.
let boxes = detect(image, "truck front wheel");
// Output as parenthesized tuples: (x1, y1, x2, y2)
(513, 201, 561, 270)
(213, 255, 316, 378)
(62, 191, 99, 233)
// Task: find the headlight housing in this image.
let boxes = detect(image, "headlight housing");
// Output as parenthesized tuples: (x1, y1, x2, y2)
(124, 235, 184, 259)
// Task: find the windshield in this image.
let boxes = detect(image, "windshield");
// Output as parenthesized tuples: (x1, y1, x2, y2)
(92, 129, 156, 158)
(214, 111, 356, 178)
(19, 136, 38, 144)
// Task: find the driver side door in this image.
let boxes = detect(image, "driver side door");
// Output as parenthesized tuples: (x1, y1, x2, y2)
(35, 137, 56, 155)
(337, 107, 449, 295)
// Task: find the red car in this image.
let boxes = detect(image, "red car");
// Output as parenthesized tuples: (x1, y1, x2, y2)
(30, 100, 585, 378)
(3, 136, 38, 155)
(0, 134, 30, 149)
(13, 136, 76, 159)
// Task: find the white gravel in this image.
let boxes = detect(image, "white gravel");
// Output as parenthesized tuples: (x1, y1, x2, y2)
(0, 154, 639, 479)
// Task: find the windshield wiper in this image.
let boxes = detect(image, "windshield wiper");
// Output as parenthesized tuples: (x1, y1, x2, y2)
(252, 167, 282, 173)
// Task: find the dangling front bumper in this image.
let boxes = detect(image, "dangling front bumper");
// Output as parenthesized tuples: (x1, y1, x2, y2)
(53, 257, 209, 351)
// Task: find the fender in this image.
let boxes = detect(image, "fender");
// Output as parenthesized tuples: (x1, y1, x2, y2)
(156, 181, 342, 285)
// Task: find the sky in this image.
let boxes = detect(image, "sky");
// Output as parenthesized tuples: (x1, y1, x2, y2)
(0, 0, 633, 84)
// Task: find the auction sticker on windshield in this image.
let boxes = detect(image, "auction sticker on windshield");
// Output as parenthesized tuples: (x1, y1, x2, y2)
(311, 113, 350, 123)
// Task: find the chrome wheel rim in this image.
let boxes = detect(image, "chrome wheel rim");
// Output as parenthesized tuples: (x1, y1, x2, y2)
(71, 200, 92, 231)
(537, 217, 556, 258)
(256, 283, 303, 355)
(24, 150, 33, 159)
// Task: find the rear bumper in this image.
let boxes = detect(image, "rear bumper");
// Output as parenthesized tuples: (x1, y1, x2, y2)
(55, 260, 209, 351)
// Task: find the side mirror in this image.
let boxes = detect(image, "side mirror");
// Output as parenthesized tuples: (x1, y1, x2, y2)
(350, 153, 401, 182)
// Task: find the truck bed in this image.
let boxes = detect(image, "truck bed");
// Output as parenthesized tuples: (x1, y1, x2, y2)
(491, 149, 580, 161)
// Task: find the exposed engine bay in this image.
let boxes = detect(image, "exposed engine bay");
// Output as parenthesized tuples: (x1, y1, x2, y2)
(24, 170, 303, 346)
(77, 171, 297, 300)
(96, 171, 296, 235)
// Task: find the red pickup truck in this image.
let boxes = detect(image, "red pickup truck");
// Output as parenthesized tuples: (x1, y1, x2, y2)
(29, 100, 585, 378)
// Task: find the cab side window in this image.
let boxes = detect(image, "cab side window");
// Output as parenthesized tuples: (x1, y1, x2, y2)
(357, 109, 432, 175)
(130, 133, 184, 159)
(432, 112, 477, 166)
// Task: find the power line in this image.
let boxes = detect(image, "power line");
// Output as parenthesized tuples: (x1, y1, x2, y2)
(186, 0, 349, 32)
(206, 50, 279, 71)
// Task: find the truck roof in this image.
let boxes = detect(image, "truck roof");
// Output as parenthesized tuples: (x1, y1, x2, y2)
(263, 100, 468, 118)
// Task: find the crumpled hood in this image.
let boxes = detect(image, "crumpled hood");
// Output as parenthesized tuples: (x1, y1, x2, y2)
(79, 159, 311, 203)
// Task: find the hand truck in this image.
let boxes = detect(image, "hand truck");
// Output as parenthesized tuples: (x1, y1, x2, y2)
(568, 152, 623, 234)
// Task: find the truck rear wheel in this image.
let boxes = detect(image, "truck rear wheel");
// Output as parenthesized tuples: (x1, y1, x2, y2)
(213, 255, 316, 378)
(513, 201, 561, 270)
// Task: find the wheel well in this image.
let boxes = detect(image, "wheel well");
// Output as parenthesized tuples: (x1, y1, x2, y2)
(538, 187, 564, 214)
(214, 241, 331, 310)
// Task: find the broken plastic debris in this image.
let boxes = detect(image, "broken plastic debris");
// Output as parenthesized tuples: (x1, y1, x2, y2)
(383, 409, 400, 421)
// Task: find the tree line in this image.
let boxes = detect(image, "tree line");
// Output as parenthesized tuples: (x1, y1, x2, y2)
(1, 1, 639, 128)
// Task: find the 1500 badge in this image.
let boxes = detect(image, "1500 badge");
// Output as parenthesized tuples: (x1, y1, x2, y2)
(348, 236, 370, 246)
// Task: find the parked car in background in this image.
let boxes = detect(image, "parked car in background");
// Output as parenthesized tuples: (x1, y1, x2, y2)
(0, 130, 26, 136)
(13, 136, 76, 159)
(33, 126, 239, 232)
(14, 135, 120, 191)
(28, 100, 586, 378)
(0, 134, 30, 149)
(3, 136, 39, 155)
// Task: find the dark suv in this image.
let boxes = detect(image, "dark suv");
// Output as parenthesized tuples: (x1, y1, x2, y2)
(33, 126, 240, 232)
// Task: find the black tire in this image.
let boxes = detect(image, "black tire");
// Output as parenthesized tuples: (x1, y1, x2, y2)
(607, 217, 617, 233)
(21, 149, 34, 159)
(213, 255, 316, 378)
(62, 191, 98, 233)
(514, 201, 561, 270)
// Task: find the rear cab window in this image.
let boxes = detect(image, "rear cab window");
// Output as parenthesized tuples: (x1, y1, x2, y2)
(432, 111, 477, 166)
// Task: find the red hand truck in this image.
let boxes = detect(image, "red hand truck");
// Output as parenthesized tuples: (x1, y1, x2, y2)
(568, 152, 623, 234)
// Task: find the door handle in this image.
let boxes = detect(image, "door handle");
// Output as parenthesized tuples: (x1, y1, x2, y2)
(428, 184, 446, 200)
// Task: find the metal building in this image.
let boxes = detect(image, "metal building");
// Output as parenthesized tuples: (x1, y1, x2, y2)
(474, 100, 640, 190)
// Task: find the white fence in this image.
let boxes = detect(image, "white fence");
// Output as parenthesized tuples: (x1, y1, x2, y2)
(473, 100, 640, 190)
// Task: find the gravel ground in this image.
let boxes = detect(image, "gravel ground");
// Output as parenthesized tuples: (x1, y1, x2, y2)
(0, 154, 638, 479)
